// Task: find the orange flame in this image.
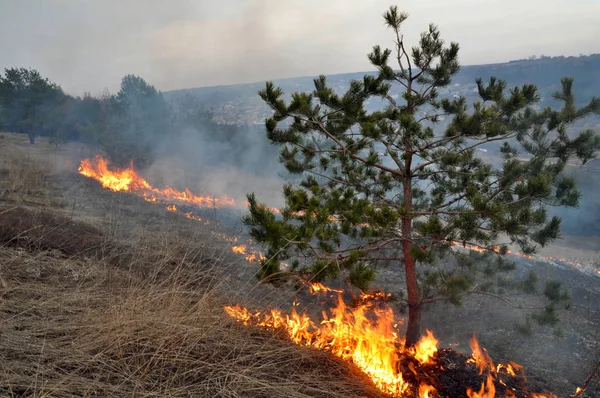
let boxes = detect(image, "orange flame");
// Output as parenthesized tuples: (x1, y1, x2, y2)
(225, 294, 418, 395)
(185, 212, 210, 224)
(79, 156, 596, 278)
(412, 329, 438, 365)
(245, 251, 266, 263)
(78, 156, 235, 208)
(466, 373, 496, 398)
(232, 245, 247, 255)
(77, 156, 566, 397)
(308, 282, 344, 295)
(230, 244, 266, 263)
(468, 333, 494, 375)
(226, 297, 558, 397)
(211, 231, 238, 243)
(418, 383, 437, 398)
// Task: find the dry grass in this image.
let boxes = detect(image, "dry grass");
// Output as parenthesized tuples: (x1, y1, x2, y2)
(0, 136, 386, 397)
(0, 244, 385, 398)
(1, 132, 598, 397)
(0, 206, 109, 257)
(0, 149, 49, 198)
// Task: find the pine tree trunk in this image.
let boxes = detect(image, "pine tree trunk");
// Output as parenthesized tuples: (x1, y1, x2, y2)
(402, 177, 421, 347)
(402, 232, 421, 347)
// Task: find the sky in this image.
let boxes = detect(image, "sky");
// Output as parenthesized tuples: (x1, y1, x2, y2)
(1, 0, 598, 95)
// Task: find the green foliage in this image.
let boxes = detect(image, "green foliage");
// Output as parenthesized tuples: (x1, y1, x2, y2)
(100, 74, 170, 167)
(245, 6, 600, 339)
(0, 67, 65, 143)
(0, 69, 178, 166)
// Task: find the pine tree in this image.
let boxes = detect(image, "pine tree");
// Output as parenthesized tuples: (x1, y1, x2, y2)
(244, 6, 600, 347)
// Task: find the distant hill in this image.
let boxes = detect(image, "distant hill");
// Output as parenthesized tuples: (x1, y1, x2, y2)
(164, 54, 600, 125)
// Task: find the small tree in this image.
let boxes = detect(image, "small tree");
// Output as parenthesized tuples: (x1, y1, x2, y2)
(244, 6, 600, 347)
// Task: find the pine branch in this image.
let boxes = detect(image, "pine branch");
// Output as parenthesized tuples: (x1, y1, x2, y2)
(314, 120, 406, 178)
(570, 361, 600, 398)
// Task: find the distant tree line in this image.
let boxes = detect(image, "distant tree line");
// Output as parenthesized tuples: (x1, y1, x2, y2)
(0, 67, 253, 168)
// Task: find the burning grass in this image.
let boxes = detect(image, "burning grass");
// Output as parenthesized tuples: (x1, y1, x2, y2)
(0, 215, 387, 398)
(1, 137, 599, 397)
(0, 148, 387, 397)
(78, 155, 236, 208)
(1, 254, 377, 397)
(224, 293, 559, 397)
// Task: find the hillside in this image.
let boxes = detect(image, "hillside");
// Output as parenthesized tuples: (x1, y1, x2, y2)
(0, 133, 386, 397)
(1, 132, 599, 397)
(165, 54, 600, 125)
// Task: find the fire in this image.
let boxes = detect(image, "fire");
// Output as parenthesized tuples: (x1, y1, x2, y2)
(308, 282, 344, 294)
(412, 329, 438, 365)
(77, 157, 273, 264)
(358, 290, 393, 307)
(418, 383, 437, 398)
(466, 333, 498, 398)
(78, 156, 235, 208)
(225, 294, 417, 396)
(226, 294, 560, 397)
(78, 156, 597, 278)
(245, 251, 266, 263)
(465, 334, 559, 398)
(185, 212, 209, 224)
(76, 157, 577, 396)
(468, 333, 494, 375)
(467, 373, 496, 398)
(230, 244, 266, 263)
(232, 245, 247, 254)
(497, 362, 522, 377)
(454, 241, 600, 277)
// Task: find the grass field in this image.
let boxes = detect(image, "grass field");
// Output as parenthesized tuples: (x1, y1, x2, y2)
(0, 132, 598, 397)
(0, 133, 387, 397)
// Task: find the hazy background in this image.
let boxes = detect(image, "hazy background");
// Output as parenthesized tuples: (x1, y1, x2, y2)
(2, 0, 600, 94)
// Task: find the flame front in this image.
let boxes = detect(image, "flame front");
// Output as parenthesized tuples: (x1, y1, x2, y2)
(77, 156, 570, 396)
(224, 293, 425, 396)
(78, 156, 235, 208)
(78, 156, 597, 277)
(225, 297, 561, 397)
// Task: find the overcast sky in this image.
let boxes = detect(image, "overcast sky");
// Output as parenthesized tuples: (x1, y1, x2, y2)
(1, 0, 598, 95)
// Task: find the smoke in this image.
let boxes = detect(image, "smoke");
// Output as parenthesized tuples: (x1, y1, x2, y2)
(549, 165, 600, 237)
(144, 123, 288, 209)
